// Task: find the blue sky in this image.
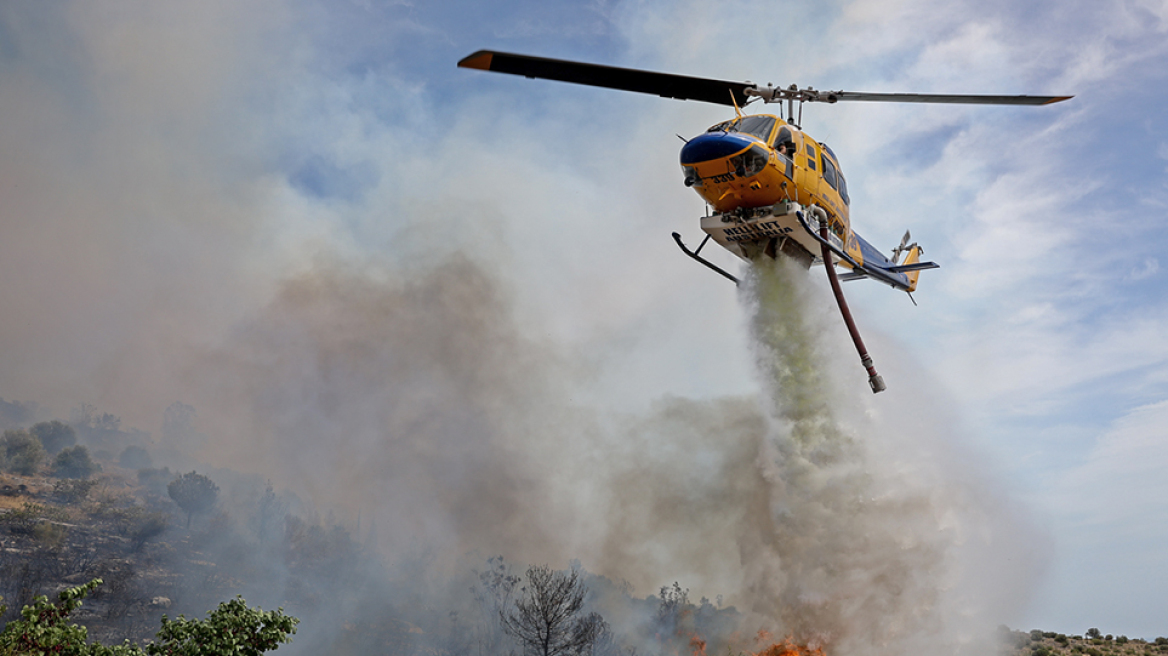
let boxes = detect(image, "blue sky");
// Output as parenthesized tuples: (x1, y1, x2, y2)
(3, 0, 1168, 642)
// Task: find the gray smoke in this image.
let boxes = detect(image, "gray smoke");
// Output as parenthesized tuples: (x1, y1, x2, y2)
(726, 257, 1044, 655)
(164, 249, 1043, 655)
(0, 4, 1047, 652)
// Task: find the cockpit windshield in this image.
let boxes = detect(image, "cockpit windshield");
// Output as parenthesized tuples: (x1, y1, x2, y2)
(707, 115, 777, 143)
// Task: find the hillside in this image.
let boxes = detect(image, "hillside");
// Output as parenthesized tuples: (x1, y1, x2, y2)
(1000, 628, 1168, 656)
(0, 464, 375, 651)
(2, 411, 1163, 655)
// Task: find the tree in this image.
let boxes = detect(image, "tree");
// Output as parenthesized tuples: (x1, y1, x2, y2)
(472, 556, 522, 656)
(53, 445, 102, 479)
(147, 596, 298, 655)
(1, 428, 46, 475)
(31, 420, 77, 454)
(0, 578, 298, 655)
(1087, 628, 1102, 640)
(655, 581, 690, 635)
(250, 480, 286, 544)
(501, 565, 608, 656)
(119, 445, 153, 469)
(168, 471, 219, 528)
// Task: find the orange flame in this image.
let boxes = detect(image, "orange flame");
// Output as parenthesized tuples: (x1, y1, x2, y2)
(750, 632, 826, 656)
(689, 634, 708, 656)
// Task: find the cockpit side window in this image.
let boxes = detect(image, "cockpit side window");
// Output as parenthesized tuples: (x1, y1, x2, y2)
(821, 154, 838, 190)
(774, 127, 794, 154)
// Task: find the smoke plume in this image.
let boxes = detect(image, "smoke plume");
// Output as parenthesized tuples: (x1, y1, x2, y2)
(159, 249, 1041, 655)
(0, 4, 1046, 654)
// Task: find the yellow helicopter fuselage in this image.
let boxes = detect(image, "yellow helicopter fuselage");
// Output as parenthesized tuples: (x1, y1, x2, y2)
(680, 114, 863, 266)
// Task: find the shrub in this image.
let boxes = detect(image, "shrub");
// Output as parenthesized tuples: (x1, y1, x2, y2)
(130, 513, 169, 551)
(52, 477, 99, 502)
(52, 445, 101, 479)
(138, 466, 173, 495)
(0, 579, 298, 655)
(119, 444, 152, 469)
(30, 420, 77, 454)
(0, 502, 67, 535)
(32, 521, 67, 547)
(1033, 630, 1046, 641)
(1057, 635, 1070, 645)
(1118, 637, 1129, 645)
(1, 428, 46, 475)
(1089, 629, 1103, 640)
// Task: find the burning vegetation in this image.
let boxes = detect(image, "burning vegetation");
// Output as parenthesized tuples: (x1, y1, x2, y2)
(0, 395, 835, 656)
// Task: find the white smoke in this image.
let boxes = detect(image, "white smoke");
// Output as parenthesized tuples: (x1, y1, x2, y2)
(725, 257, 1045, 656)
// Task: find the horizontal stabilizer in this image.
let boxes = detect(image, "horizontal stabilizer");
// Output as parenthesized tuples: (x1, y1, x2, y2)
(888, 261, 939, 274)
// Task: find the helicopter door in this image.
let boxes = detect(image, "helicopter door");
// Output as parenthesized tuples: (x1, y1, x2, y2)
(796, 138, 819, 202)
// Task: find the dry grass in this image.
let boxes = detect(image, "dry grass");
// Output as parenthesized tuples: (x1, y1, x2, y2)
(0, 493, 32, 511)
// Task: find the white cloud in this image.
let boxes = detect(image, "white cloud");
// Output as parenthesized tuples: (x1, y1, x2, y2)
(1128, 257, 1160, 280)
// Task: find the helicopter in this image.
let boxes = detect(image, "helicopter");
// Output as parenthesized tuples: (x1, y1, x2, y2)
(458, 50, 1072, 393)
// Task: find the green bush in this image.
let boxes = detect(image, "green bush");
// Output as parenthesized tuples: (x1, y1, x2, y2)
(32, 520, 67, 547)
(53, 477, 99, 502)
(2, 428, 46, 475)
(118, 445, 152, 469)
(129, 513, 169, 551)
(30, 420, 77, 454)
(0, 578, 298, 655)
(53, 445, 102, 479)
(1057, 635, 1070, 645)
(0, 502, 67, 535)
(137, 466, 172, 495)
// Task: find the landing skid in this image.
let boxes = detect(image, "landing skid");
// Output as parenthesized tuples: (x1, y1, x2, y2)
(671, 232, 740, 285)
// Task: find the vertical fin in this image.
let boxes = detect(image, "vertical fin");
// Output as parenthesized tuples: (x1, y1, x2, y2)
(903, 244, 923, 292)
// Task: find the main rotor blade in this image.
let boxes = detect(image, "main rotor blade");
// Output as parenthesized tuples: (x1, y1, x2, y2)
(459, 50, 752, 107)
(819, 90, 1073, 105)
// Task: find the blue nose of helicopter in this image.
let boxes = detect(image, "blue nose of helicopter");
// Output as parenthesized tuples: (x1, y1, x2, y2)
(679, 131, 756, 165)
